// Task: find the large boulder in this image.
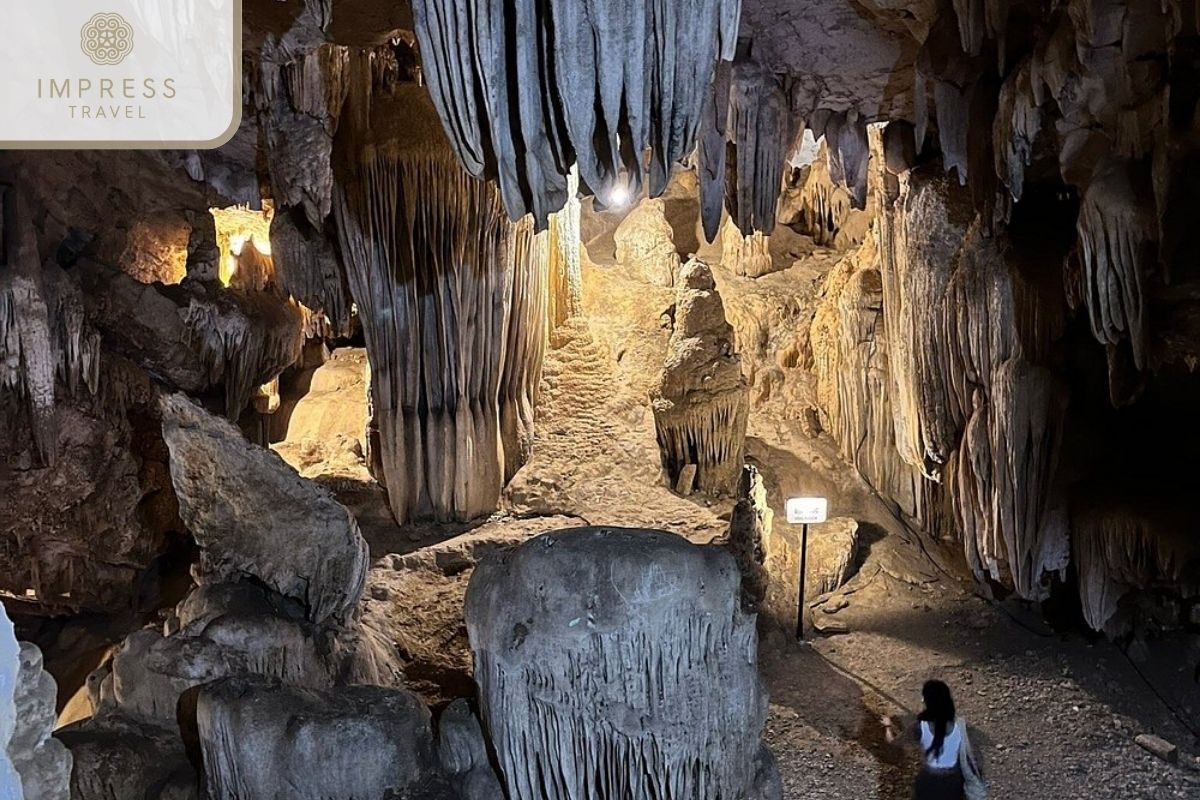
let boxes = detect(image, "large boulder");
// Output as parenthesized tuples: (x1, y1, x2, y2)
(160, 393, 368, 624)
(197, 676, 441, 800)
(466, 527, 778, 800)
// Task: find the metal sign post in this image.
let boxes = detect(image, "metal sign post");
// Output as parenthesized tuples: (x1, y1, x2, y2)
(786, 497, 828, 642)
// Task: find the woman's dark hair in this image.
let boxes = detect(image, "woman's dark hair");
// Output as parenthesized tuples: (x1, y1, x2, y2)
(918, 680, 956, 758)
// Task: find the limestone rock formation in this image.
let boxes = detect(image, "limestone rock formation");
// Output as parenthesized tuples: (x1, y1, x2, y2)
(723, 465, 774, 611)
(412, 0, 741, 225)
(76, 259, 305, 418)
(437, 699, 504, 800)
(332, 74, 550, 525)
(721, 224, 775, 278)
(0, 605, 71, 800)
(465, 527, 777, 800)
(651, 259, 749, 495)
(160, 392, 368, 625)
(197, 676, 440, 800)
(614, 198, 680, 287)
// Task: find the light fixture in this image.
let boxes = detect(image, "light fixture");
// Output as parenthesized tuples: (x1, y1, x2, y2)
(607, 181, 631, 209)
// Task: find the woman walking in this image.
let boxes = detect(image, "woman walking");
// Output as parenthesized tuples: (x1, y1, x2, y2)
(881, 680, 986, 800)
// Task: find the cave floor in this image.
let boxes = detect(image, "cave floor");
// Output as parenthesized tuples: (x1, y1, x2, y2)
(309, 243, 1200, 797)
(375, 305, 1197, 800)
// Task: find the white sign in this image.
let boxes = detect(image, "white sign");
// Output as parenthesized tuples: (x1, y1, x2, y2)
(785, 497, 827, 524)
(0, 0, 240, 148)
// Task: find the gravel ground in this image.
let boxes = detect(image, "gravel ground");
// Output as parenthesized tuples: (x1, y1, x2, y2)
(759, 576, 1200, 799)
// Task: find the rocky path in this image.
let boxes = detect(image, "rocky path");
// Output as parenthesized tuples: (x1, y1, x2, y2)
(759, 574, 1200, 800)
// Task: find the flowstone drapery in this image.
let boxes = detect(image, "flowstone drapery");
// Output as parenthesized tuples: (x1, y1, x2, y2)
(332, 76, 552, 524)
(412, 0, 742, 226)
(465, 527, 778, 800)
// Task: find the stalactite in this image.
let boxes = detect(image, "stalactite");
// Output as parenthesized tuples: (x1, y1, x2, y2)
(182, 291, 304, 418)
(499, 219, 549, 482)
(1077, 157, 1156, 374)
(271, 208, 354, 338)
(1073, 504, 1200, 632)
(0, 189, 100, 466)
(698, 61, 731, 243)
(412, 0, 741, 226)
(332, 78, 549, 524)
(255, 43, 351, 228)
(808, 140, 1071, 603)
(728, 61, 788, 236)
(651, 259, 749, 495)
(993, 61, 1042, 202)
(466, 527, 774, 800)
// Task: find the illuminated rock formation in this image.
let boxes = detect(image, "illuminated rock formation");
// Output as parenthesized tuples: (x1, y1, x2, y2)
(807, 136, 1071, 606)
(721, 223, 774, 278)
(412, 0, 741, 224)
(466, 527, 778, 800)
(614, 198, 680, 287)
(332, 69, 549, 524)
(651, 259, 749, 495)
(0, 606, 72, 800)
(160, 393, 368, 625)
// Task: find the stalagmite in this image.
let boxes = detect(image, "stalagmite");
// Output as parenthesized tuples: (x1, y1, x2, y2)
(332, 74, 549, 524)
(0, 606, 72, 800)
(437, 699, 504, 799)
(651, 259, 749, 495)
(779, 137, 872, 249)
(466, 527, 778, 800)
(721, 223, 775, 278)
(159, 393, 368, 624)
(614, 198, 680, 287)
(412, 0, 742, 225)
(723, 465, 773, 611)
(197, 676, 439, 800)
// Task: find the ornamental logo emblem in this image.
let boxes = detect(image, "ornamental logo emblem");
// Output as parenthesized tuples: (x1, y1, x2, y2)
(80, 13, 134, 66)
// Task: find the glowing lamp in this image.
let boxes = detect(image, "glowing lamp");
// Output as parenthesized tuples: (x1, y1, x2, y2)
(607, 183, 631, 208)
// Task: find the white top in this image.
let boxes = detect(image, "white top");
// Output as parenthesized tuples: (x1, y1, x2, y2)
(919, 720, 962, 769)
